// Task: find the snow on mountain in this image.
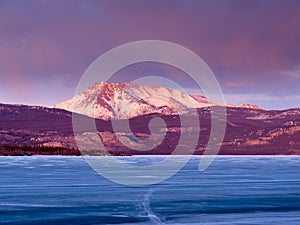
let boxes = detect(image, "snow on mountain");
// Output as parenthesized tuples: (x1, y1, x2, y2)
(239, 104, 263, 110)
(53, 82, 261, 120)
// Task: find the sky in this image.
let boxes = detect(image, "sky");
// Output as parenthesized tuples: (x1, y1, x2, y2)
(0, 0, 300, 109)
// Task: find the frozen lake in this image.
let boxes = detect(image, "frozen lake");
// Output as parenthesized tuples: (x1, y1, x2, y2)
(0, 156, 300, 224)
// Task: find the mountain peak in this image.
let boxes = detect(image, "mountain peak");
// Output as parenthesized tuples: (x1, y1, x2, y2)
(54, 82, 263, 120)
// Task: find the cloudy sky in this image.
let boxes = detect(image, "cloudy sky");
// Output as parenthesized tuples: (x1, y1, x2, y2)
(0, 0, 300, 109)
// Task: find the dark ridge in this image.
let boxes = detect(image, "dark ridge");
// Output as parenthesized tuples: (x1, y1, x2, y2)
(0, 103, 300, 155)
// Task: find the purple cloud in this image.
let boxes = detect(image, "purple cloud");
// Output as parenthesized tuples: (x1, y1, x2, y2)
(0, 0, 299, 109)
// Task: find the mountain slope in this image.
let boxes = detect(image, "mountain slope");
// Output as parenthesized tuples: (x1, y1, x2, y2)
(1, 103, 300, 155)
(54, 82, 260, 120)
(0, 103, 109, 150)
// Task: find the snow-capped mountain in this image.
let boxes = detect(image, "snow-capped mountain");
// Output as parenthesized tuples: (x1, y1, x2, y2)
(54, 82, 261, 120)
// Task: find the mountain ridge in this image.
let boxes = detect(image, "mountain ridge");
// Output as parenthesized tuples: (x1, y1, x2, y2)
(0, 102, 300, 155)
(54, 82, 263, 120)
